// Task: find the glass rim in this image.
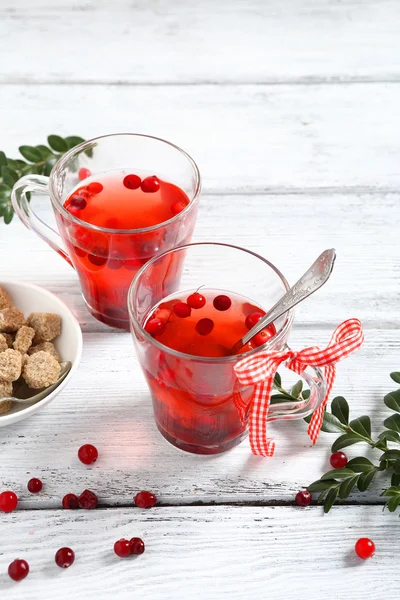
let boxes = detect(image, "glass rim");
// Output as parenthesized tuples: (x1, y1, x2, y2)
(127, 242, 294, 364)
(48, 132, 201, 235)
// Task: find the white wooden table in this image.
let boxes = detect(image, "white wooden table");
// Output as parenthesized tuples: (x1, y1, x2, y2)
(1, 1, 400, 597)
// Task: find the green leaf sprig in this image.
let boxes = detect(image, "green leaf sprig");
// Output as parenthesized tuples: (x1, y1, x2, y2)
(296, 372, 400, 513)
(0, 135, 85, 224)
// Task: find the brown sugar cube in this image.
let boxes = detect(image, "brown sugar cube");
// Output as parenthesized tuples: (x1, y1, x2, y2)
(22, 351, 61, 389)
(0, 379, 13, 398)
(0, 287, 12, 310)
(0, 308, 26, 333)
(29, 341, 60, 362)
(0, 400, 12, 415)
(0, 336, 8, 353)
(27, 313, 61, 343)
(0, 349, 22, 382)
(13, 326, 35, 354)
(0, 333, 14, 348)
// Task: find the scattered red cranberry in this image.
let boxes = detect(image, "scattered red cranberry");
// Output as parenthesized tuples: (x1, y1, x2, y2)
(213, 295, 232, 311)
(330, 451, 348, 469)
(78, 489, 98, 509)
(88, 247, 108, 267)
(78, 444, 99, 465)
(171, 200, 188, 215)
(0, 490, 18, 513)
(107, 250, 124, 270)
(55, 547, 75, 568)
(87, 181, 103, 194)
(78, 167, 91, 181)
(27, 478, 43, 494)
(245, 311, 264, 330)
(123, 174, 141, 190)
(141, 176, 160, 193)
(69, 196, 87, 210)
(295, 490, 312, 507)
(195, 318, 214, 336)
(187, 292, 206, 309)
(355, 538, 375, 559)
(76, 188, 90, 199)
(114, 539, 131, 558)
(62, 493, 79, 509)
(145, 318, 166, 336)
(130, 537, 145, 555)
(134, 491, 157, 509)
(173, 302, 191, 318)
(8, 559, 29, 581)
(252, 325, 276, 347)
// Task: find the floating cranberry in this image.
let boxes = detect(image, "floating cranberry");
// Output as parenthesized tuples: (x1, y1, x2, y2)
(8, 559, 29, 581)
(123, 174, 141, 190)
(55, 547, 75, 568)
(145, 318, 166, 336)
(330, 451, 348, 469)
(107, 251, 124, 270)
(69, 196, 87, 211)
(173, 302, 191, 318)
(245, 312, 264, 330)
(27, 478, 43, 494)
(87, 182, 103, 194)
(295, 490, 312, 507)
(213, 295, 232, 311)
(252, 324, 276, 347)
(171, 200, 188, 215)
(74, 246, 87, 258)
(0, 490, 18, 513)
(130, 537, 145, 555)
(78, 444, 98, 465)
(355, 538, 375, 559)
(76, 188, 90, 199)
(78, 489, 98, 509)
(114, 539, 131, 558)
(187, 292, 206, 309)
(141, 176, 160, 193)
(88, 247, 108, 267)
(134, 491, 157, 509)
(196, 318, 214, 336)
(78, 168, 91, 181)
(62, 493, 79, 509)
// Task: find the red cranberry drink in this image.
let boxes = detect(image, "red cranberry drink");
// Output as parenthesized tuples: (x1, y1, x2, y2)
(141, 288, 276, 453)
(11, 134, 201, 330)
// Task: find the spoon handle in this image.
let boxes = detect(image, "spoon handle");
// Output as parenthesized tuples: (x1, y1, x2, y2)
(234, 249, 336, 352)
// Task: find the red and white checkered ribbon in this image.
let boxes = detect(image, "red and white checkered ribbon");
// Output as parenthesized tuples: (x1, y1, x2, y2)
(234, 319, 364, 457)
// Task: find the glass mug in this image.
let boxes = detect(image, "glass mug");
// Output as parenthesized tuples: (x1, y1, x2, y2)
(128, 243, 327, 455)
(11, 133, 201, 330)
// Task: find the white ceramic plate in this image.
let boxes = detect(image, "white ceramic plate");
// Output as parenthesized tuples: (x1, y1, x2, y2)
(0, 280, 82, 426)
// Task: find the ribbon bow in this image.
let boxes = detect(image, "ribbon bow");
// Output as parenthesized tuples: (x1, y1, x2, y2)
(234, 319, 364, 457)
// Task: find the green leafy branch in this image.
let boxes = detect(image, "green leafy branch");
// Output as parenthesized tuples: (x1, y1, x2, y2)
(0, 135, 85, 224)
(303, 371, 400, 513)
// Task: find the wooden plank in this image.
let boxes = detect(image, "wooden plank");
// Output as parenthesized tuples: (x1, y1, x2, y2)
(0, 506, 397, 599)
(1, 0, 400, 84)
(0, 327, 397, 507)
(1, 84, 400, 191)
(1, 193, 399, 330)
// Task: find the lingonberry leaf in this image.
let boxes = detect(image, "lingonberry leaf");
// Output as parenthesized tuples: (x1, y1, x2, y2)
(382, 486, 400, 497)
(307, 480, 335, 493)
(302, 389, 311, 400)
(0, 151, 7, 167)
(64, 136, 85, 149)
(338, 475, 359, 499)
(321, 468, 355, 480)
(1, 166, 19, 187)
(387, 494, 400, 512)
(35, 145, 53, 159)
(384, 413, 400, 433)
(43, 161, 55, 176)
(391, 472, 400, 487)
(291, 380, 303, 398)
(346, 457, 376, 473)
(273, 372, 282, 387)
(324, 487, 339, 513)
(331, 396, 350, 425)
(3, 205, 14, 224)
(357, 468, 378, 492)
(331, 433, 362, 452)
(270, 394, 293, 403)
(378, 430, 400, 444)
(384, 389, 400, 413)
(18, 145, 42, 163)
(349, 415, 372, 439)
(390, 372, 400, 384)
(47, 135, 68, 153)
(380, 449, 400, 463)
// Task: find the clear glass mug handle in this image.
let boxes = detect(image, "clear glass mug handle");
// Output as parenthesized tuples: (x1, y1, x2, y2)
(11, 175, 73, 267)
(267, 343, 327, 421)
